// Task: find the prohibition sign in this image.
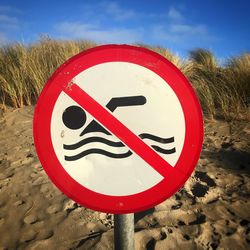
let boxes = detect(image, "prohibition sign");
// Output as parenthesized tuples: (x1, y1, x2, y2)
(33, 45, 203, 213)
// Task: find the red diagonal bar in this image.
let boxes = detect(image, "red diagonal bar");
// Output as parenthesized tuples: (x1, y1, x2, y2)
(64, 84, 175, 178)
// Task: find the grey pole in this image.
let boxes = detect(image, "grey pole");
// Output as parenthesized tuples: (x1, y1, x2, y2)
(114, 213, 134, 250)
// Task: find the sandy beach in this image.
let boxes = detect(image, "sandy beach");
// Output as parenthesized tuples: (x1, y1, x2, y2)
(0, 106, 249, 249)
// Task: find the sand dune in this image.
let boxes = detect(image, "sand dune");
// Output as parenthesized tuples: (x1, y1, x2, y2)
(0, 106, 249, 249)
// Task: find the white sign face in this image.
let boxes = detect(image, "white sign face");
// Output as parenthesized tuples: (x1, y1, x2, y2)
(51, 62, 185, 196)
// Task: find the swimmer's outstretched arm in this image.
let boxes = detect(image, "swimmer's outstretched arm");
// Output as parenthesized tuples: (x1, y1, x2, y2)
(80, 96, 146, 136)
(106, 96, 146, 112)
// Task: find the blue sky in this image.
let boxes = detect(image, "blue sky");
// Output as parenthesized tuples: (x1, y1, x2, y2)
(0, 0, 249, 59)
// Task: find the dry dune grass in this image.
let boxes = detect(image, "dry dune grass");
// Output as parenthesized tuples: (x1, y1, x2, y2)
(0, 38, 96, 108)
(0, 38, 249, 120)
(187, 49, 249, 120)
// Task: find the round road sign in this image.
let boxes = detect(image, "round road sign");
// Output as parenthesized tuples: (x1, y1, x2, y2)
(33, 45, 203, 213)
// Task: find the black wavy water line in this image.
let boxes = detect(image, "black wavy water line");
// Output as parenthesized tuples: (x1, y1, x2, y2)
(139, 133, 174, 143)
(64, 136, 124, 150)
(151, 145, 176, 154)
(64, 134, 174, 151)
(65, 149, 132, 161)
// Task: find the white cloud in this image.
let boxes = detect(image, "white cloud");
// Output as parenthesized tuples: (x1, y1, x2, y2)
(0, 31, 8, 45)
(0, 5, 20, 46)
(152, 22, 212, 46)
(0, 5, 21, 13)
(170, 24, 207, 35)
(81, 1, 138, 22)
(0, 14, 18, 25)
(168, 7, 183, 20)
(55, 2, 144, 44)
(105, 2, 137, 21)
(55, 4, 214, 48)
(56, 21, 144, 44)
(0, 5, 11, 12)
(152, 25, 179, 43)
(152, 6, 214, 47)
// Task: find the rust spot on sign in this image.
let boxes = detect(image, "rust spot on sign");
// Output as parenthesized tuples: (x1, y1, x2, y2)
(66, 80, 74, 91)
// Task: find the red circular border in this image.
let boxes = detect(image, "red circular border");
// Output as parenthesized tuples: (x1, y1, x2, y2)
(33, 45, 203, 214)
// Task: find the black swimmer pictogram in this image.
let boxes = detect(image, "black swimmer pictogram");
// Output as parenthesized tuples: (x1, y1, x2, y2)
(62, 96, 176, 161)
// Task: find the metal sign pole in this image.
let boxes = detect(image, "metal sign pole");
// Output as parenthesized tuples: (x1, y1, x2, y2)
(114, 213, 134, 250)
